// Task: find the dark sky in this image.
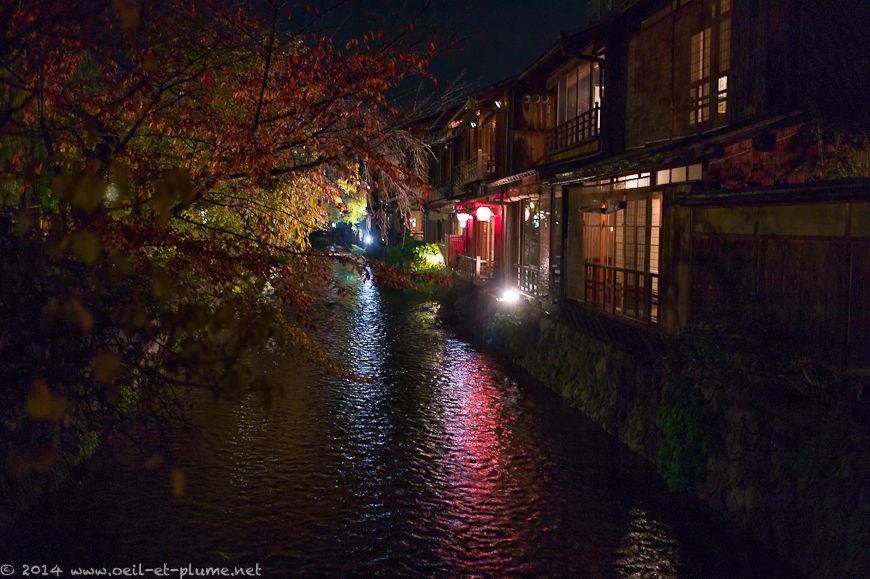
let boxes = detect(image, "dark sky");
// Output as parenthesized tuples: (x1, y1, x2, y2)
(298, 1, 593, 95)
(421, 1, 592, 89)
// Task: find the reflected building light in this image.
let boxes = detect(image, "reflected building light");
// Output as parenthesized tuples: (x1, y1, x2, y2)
(615, 506, 680, 577)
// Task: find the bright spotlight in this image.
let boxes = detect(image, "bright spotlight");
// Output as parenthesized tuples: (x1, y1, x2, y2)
(500, 288, 521, 304)
(363, 234, 373, 245)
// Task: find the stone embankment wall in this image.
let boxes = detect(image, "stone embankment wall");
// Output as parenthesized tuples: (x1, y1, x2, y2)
(438, 282, 869, 578)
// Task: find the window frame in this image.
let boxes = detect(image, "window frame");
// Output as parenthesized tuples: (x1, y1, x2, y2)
(580, 189, 662, 325)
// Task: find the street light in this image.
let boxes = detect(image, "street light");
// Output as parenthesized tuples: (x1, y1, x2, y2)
(499, 288, 521, 304)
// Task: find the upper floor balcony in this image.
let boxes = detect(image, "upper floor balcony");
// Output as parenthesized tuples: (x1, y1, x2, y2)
(458, 150, 496, 185)
(547, 104, 600, 154)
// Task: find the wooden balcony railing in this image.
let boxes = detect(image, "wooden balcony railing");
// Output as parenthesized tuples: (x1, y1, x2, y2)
(456, 254, 494, 280)
(458, 151, 496, 185)
(514, 265, 543, 296)
(584, 262, 659, 325)
(548, 105, 600, 153)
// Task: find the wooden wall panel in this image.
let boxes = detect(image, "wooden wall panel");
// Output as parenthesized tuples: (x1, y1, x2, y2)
(690, 235, 756, 320)
(758, 238, 850, 360)
(626, 15, 674, 147)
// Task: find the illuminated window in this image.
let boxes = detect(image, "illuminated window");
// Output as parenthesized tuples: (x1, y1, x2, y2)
(581, 191, 662, 324)
(690, 28, 711, 125)
(689, 0, 730, 126)
(550, 50, 604, 152)
(655, 164, 704, 184)
(717, 14, 730, 115)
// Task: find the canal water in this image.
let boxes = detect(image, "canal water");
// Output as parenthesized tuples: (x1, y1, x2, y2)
(3, 271, 782, 577)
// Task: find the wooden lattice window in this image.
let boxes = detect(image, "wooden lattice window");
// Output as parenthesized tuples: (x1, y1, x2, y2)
(690, 0, 730, 126)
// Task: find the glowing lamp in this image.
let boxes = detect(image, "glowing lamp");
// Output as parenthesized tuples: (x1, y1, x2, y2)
(457, 212, 472, 227)
(476, 206, 493, 222)
(524, 207, 531, 222)
(500, 288, 520, 304)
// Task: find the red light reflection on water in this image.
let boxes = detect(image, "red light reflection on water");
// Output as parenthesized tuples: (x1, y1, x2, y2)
(431, 346, 542, 572)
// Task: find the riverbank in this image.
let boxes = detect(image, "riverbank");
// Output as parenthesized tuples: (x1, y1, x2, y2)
(437, 280, 869, 577)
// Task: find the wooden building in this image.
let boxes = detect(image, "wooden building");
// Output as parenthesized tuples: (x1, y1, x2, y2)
(424, 0, 870, 372)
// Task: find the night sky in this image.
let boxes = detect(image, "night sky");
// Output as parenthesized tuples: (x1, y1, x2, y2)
(295, 1, 593, 96)
(419, 0, 592, 89)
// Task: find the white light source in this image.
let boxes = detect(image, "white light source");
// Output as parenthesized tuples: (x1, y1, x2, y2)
(363, 234, 372, 245)
(500, 288, 520, 304)
(476, 206, 492, 222)
(457, 212, 472, 228)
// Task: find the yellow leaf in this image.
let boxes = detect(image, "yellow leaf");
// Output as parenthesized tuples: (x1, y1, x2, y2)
(63, 298, 93, 332)
(152, 168, 194, 225)
(144, 453, 165, 471)
(151, 268, 175, 301)
(112, 0, 140, 29)
(70, 230, 101, 264)
(170, 467, 187, 497)
(52, 173, 106, 212)
(128, 302, 150, 327)
(26, 379, 53, 419)
(107, 248, 133, 275)
(143, 55, 159, 74)
(14, 210, 31, 239)
(91, 351, 122, 383)
(49, 395, 68, 421)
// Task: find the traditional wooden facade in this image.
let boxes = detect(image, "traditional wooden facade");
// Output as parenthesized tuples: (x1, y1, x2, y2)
(424, 0, 870, 372)
(423, 80, 516, 279)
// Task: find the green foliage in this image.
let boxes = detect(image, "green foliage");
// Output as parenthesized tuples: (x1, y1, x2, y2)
(383, 240, 445, 273)
(410, 243, 446, 272)
(794, 123, 870, 181)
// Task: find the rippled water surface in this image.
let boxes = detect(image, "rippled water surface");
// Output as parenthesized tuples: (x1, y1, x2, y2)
(4, 272, 778, 577)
